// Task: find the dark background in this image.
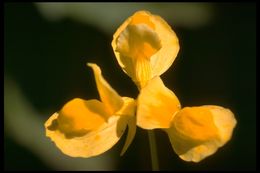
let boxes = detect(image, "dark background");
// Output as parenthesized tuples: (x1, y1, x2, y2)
(4, 3, 256, 171)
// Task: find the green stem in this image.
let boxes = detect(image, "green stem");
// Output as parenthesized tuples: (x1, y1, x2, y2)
(148, 130, 159, 171)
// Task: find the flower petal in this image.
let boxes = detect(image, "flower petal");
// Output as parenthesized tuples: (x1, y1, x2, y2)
(204, 105, 237, 145)
(166, 105, 237, 162)
(57, 98, 108, 134)
(45, 104, 129, 158)
(88, 63, 124, 115)
(45, 96, 136, 158)
(137, 77, 181, 129)
(112, 10, 179, 88)
(149, 14, 179, 77)
(118, 97, 137, 156)
(115, 23, 161, 88)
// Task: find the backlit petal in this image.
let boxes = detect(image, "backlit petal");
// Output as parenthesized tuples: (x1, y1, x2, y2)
(45, 96, 136, 158)
(112, 10, 179, 89)
(149, 14, 179, 77)
(115, 23, 161, 88)
(45, 111, 128, 158)
(204, 105, 237, 145)
(166, 105, 237, 162)
(137, 77, 181, 129)
(88, 63, 123, 115)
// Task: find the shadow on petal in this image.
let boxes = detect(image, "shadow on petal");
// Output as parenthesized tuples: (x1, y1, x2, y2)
(47, 118, 89, 139)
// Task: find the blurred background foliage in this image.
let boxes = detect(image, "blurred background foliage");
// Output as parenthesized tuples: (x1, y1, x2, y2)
(4, 2, 256, 171)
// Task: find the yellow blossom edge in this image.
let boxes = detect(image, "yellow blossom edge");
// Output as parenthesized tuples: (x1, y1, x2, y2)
(112, 10, 179, 89)
(44, 64, 136, 158)
(166, 105, 237, 162)
(136, 76, 181, 129)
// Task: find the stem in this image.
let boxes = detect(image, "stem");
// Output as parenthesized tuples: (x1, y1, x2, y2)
(148, 130, 159, 171)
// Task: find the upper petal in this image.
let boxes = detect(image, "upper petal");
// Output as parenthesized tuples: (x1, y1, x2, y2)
(45, 98, 129, 158)
(166, 105, 237, 162)
(112, 10, 179, 88)
(115, 24, 161, 88)
(149, 14, 180, 77)
(88, 63, 124, 115)
(136, 77, 181, 129)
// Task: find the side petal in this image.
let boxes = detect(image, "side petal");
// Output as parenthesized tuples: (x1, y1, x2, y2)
(204, 105, 237, 145)
(137, 77, 181, 129)
(45, 100, 129, 158)
(87, 63, 123, 115)
(166, 105, 237, 162)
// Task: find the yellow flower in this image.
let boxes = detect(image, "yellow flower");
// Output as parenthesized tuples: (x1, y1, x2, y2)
(45, 63, 136, 158)
(45, 10, 237, 166)
(137, 77, 237, 162)
(112, 10, 179, 89)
